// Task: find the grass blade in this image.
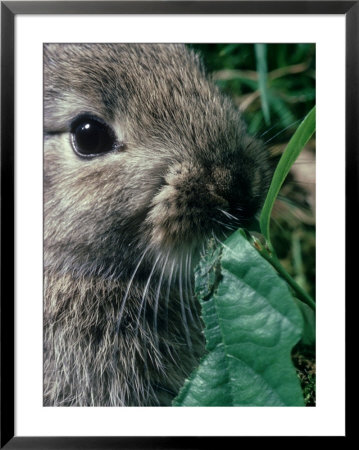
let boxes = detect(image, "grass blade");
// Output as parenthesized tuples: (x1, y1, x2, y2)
(260, 106, 316, 245)
(255, 44, 271, 125)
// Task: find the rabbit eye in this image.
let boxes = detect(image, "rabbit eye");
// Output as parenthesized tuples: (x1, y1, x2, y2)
(70, 114, 118, 157)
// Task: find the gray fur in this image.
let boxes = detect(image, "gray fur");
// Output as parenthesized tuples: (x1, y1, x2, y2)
(44, 43, 272, 406)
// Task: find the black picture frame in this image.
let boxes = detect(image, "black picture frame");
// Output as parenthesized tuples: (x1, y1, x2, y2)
(1, 1, 354, 447)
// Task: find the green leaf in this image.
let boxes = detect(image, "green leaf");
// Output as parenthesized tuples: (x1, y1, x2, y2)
(260, 106, 316, 244)
(173, 230, 304, 406)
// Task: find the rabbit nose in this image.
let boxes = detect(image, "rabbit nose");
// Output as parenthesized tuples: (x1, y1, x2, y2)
(211, 167, 233, 198)
(211, 166, 258, 221)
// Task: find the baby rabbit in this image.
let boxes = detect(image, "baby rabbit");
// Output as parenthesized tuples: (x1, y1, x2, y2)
(43, 43, 272, 406)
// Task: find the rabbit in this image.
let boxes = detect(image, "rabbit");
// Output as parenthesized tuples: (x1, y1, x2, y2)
(43, 43, 272, 406)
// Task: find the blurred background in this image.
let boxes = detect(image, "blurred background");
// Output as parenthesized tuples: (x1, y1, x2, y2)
(189, 44, 316, 405)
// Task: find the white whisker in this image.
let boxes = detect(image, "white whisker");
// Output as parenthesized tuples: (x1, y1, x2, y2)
(164, 259, 176, 335)
(135, 252, 162, 336)
(186, 251, 200, 325)
(179, 253, 192, 351)
(264, 119, 302, 145)
(153, 251, 170, 348)
(114, 244, 151, 335)
(218, 208, 241, 223)
(184, 251, 194, 324)
(212, 218, 236, 231)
